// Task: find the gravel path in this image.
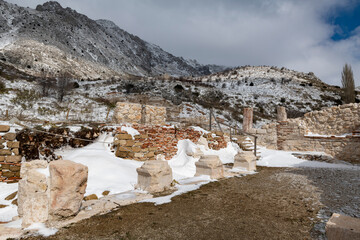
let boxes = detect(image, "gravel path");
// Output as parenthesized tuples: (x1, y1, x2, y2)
(289, 167, 360, 239)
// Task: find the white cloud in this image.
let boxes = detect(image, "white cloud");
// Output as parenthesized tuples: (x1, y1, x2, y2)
(4, 0, 360, 86)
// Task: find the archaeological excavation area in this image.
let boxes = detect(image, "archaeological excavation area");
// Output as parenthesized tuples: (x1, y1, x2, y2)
(0, 102, 359, 240)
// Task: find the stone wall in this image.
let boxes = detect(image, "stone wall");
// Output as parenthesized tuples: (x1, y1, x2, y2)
(114, 125, 228, 161)
(275, 103, 360, 164)
(0, 125, 22, 183)
(249, 123, 277, 149)
(302, 103, 360, 135)
(114, 102, 166, 125)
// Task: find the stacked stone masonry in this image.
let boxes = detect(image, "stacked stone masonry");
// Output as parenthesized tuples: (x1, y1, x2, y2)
(114, 125, 227, 161)
(255, 103, 360, 164)
(114, 102, 166, 125)
(0, 125, 22, 183)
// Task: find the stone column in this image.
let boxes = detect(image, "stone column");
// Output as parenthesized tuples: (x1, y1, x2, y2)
(243, 108, 253, 132)
(277, 106, 287, 122)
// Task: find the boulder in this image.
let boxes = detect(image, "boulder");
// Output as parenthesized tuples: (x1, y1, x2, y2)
(17, 160, 49, 227)
(326, 213, 360, 240)
(136, 160, 172, 193)
(195, 155, 224, 179)
(233, 151, 256, 171)
(49, 160, 88, 220)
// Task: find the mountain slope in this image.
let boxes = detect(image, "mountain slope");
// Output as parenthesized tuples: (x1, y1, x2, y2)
(0, 0, 216, 78)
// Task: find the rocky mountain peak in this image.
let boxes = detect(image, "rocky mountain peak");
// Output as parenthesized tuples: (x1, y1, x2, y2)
(36, 1, 64, 12)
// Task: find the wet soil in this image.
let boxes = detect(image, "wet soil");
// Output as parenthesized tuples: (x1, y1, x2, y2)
(22, 166, 359, 240)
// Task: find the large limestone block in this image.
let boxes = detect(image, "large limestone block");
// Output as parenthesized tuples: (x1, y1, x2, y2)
(49, 160, 88, 220)
(326, 213, 360, 240)
(234, 151, 256, 171)
(18, 160, 49, 227)
(195, 155, 224, 179)
(136, 160, 172, 193)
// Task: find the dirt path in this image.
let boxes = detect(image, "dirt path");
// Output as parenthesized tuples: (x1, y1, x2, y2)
(23, 167, 332, 240)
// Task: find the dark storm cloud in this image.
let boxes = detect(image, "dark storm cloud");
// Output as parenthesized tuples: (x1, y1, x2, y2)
(5, 0, 360, 86)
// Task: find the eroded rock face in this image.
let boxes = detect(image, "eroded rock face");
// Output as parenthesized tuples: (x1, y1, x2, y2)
(195, 155, 224, 179)
(49, 160, 88, 220)
(136, 160, 172, 193)
(17, 160, 49, 228)
(233, 152, 256, 171)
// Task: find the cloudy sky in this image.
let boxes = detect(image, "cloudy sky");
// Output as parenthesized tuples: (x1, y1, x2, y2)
(6, 0, 360, 86)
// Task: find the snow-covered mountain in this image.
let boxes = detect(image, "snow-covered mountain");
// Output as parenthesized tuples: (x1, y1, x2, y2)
(0, 0, 222, 79)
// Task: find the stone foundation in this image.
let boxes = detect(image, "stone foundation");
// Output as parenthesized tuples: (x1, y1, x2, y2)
(114, 125, 227, 161)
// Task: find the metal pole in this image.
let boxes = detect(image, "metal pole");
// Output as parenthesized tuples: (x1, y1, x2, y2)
(254, 136, 257, 157)
(209, 108, 212, 131)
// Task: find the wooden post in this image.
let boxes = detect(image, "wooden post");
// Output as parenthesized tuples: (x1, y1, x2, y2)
(66, 109, 70, 121)
(5, 110, 8, 119)
(106, 108, 111, 121)
(243, 108, 253, 132)
(277, 106, 287, 122)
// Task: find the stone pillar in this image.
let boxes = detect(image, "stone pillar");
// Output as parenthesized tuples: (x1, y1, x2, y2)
(195, 155, 224, 179)
(233, 152, 256, 171)
(18, 160, 50, 228)
(243, 108, 253, 132)
(136, 160, 172, 193)
(277, 106, 287, 122)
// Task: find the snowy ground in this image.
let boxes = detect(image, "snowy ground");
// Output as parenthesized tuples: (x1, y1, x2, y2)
(1, 130, 359, 237)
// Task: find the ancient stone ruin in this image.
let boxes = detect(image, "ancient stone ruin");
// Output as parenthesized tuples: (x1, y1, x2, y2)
(113, 125, 227, 161)
(195, 155, 224, 179)
(114, 102, 167, 125)
(233, 151, 257, 171)
(0, 125, 22, 183)
(136, 160, 173, 193)
(18, 160, 88, 228)
(244, 103, 360, 164)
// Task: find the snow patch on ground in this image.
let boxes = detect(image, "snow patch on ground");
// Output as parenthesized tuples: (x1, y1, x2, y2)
(56, 134, 143, 197)
(25, 223, 58, 237)
(168, 140, 199, 180)
(140, 175, 212, 205)
(258, 148, 359, 169)
(0, 183, 18, 222)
